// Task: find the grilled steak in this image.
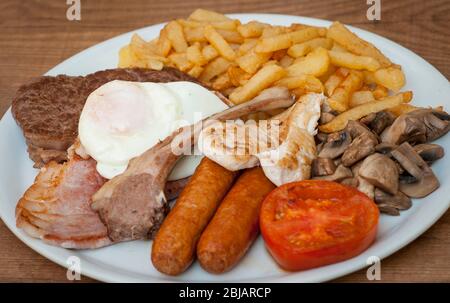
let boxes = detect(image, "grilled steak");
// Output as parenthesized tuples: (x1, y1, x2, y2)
(12, 67, 199, 167)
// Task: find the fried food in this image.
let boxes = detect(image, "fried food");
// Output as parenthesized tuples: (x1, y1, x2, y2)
(151, 157, 238, 275)
(197, 167, 275, 274)
(319, 91, 413, 133)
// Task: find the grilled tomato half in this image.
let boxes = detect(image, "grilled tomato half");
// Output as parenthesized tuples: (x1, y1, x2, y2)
(260, 180, 379, 271)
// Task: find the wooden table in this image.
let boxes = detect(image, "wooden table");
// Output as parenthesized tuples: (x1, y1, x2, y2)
(0, 0, 449, 283)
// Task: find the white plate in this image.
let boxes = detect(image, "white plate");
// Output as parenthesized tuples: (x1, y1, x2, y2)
(1, 14, 449, 283)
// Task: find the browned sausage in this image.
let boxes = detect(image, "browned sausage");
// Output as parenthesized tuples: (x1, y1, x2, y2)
(151, 157, 237, 275)
(197, 166, 275, 274)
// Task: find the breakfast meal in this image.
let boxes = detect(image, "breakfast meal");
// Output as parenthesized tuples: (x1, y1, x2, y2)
(9, 8, 450, 276)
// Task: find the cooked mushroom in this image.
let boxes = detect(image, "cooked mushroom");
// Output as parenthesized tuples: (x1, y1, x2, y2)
(340, 177, 359, 188)
(315, 132, 328, 143)
(368, 111, 396, 134)
(320, 112, 335, 124)
(345, 120, 378, 141)
(351, 161, 375, 199)
(374, 188, 412, 211)
(313, 164, 352, 182)
(312, 157, 336, 177)
(375, 142, 398, 155)
(391, 142, 440, 198)
(360, 112, 377, 125)
(376, 204, 400, 216)
(359, 153, 399, 195)
(381, 109, 450, 145)
(341, 132, 378, 167)
(318, 130, 351, 159)
(413, 143, 444, 164)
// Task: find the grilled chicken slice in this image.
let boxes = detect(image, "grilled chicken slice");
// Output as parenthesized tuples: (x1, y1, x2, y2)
(199, 93, 323, 186)
(16, 153, 111, 249)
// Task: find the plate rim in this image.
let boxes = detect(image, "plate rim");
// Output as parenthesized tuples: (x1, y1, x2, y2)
(1, 13, 449, 283)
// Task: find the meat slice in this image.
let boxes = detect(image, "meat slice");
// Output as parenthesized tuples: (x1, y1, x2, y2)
(16, 156, 111, 249)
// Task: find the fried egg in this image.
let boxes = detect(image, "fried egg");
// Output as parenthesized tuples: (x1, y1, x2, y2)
(79, 80, 228, 179)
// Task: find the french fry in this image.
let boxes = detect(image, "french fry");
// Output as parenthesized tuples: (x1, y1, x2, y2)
(236, 49, 272, 74)
(291, 87, 306, 99)
(204, 25, 236, 61)
(147, 59, 164, 70)
(320, 91, 413, 133)
(363, 70, 376, 84)
(261, 26, 287, 38)
(288, 38, 333, 58)
(229, 65, 286, 104)
(327, 71, 363, 112)
(279, 55, 294, 68)
(188, 8, 231, 22)
(328, 50, 381, 71)
(286, 47, 330, 77)
(216, 29, 245, 44)
(387, 103, 419, 116)
(374, 67, 406, 91)
(179, 19, 239, 31)
(157, 28, 172, 56)
(118, 45, 140, 68)
(275, 75, 324, 93)
(272, 49, 287, 61)
(184, 27, 206, 43)
(165, 21, 188, 53)
(255, 32, 292, 53)
(237, 21, 267, 38)
(238, 39, 258, 56)
(372, 84, 388, 99)
(331, 42, 349, 53)
(227, 66, 251, 86)
(212, 73, 233, 91)
(324, 73, 344, 96)
(187, 65, 204, 78)
(202, 44, 219, 61)
(327, 21, 392, 67)
(168, 53, 193, 72)
(349, 90, 375, 108)
(199, 57, 231, 83)
(289, 27, 324, 44)
(129, 34, 157, 59)
(186, 43, 207, 65)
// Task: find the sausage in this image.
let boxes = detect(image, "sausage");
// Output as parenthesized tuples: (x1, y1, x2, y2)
(151, 158, 237, 275)
(197, 166, 275, 274)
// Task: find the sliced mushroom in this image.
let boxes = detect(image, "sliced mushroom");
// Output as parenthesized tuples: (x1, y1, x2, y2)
(341, 132, 378, 167)
(381, 109, 450, 145)
(360, 113, 377, 125)
(312, 157, 337, 177)
(374, 188, 412, 211)
(351, 161, 375, 199)
(368, 111, 396, 134)
(359, 153, 399, 195)
(320, 112, 335, 124)
(346, 120, 378, 141)
(315, 132, 328, 143)
(376, 204, 400, 216)
(340, 177, 359, 188)
(318, 130, 351, 159)
(375, 142, 398, 155)
(313, 164, 352, 182)
(391, 142, 440, 198)
(413, 143, 444, 164)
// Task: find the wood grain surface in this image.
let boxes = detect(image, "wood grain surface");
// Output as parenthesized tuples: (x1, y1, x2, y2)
(0, 0, 449, 283)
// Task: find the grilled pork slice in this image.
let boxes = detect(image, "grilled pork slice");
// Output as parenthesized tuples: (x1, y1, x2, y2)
(16, 153, 111, 249)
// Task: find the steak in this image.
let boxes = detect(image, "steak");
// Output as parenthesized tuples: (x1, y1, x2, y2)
(12, 67, 200, 167)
